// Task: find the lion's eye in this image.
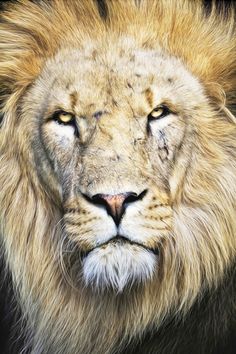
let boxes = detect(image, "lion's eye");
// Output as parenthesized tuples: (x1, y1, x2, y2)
(148, 106, 170, 121)
(52, 111, 75, 125)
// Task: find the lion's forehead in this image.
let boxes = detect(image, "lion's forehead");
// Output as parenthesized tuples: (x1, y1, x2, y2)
(40, 44, 204, 114)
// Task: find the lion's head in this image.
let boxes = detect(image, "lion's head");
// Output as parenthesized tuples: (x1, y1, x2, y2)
(0, 1, 235, 353)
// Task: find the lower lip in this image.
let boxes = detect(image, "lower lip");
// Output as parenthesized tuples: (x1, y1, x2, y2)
(82, 236, 159, 258)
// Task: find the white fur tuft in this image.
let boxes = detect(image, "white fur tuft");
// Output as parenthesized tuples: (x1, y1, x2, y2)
(82, 243, 157, 292)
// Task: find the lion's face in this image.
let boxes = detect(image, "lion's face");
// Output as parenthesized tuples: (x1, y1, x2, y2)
(20, 41, 219, 292)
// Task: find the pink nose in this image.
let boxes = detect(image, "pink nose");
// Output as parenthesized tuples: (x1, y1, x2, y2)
(91, 192, 139, 225)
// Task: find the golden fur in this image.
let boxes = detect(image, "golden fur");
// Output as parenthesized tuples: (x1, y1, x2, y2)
(0, 1, 235, 353)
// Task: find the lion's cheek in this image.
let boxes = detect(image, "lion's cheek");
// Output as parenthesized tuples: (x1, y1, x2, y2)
(41, 121, 76, 172)
(64, 216, 117, 253)
(119, 199, 173, 248)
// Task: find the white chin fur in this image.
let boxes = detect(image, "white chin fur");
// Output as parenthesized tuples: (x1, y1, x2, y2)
(82, 243, 157, 292)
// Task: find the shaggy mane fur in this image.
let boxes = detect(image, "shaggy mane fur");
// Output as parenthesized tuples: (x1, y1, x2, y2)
(0, 1, 235, 353)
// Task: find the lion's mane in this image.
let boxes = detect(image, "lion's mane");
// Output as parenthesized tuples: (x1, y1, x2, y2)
(0, 1, 235, 353)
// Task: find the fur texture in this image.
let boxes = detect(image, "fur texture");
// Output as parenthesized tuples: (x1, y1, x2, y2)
(0, 1, 235, 353)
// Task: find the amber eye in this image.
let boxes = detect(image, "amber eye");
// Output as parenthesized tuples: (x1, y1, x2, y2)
(52, 110, 75, 125)
(148, 105, 170, 121)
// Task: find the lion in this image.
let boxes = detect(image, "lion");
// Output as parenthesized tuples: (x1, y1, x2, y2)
(0, 0, 235, 353)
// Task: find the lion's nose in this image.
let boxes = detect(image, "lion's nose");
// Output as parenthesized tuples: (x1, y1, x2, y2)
(91, 191, 146, 225)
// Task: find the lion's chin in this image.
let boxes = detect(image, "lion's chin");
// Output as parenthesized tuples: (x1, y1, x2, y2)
(82, 243, 157, 292)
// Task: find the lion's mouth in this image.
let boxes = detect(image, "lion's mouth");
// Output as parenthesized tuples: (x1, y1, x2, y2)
(81, 235, 159, 259)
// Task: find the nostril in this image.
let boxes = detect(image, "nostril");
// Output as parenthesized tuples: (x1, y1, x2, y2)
(91, 194, 108, 206)
(123, 189, 147, 204)
(123, 192, 138, 204)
